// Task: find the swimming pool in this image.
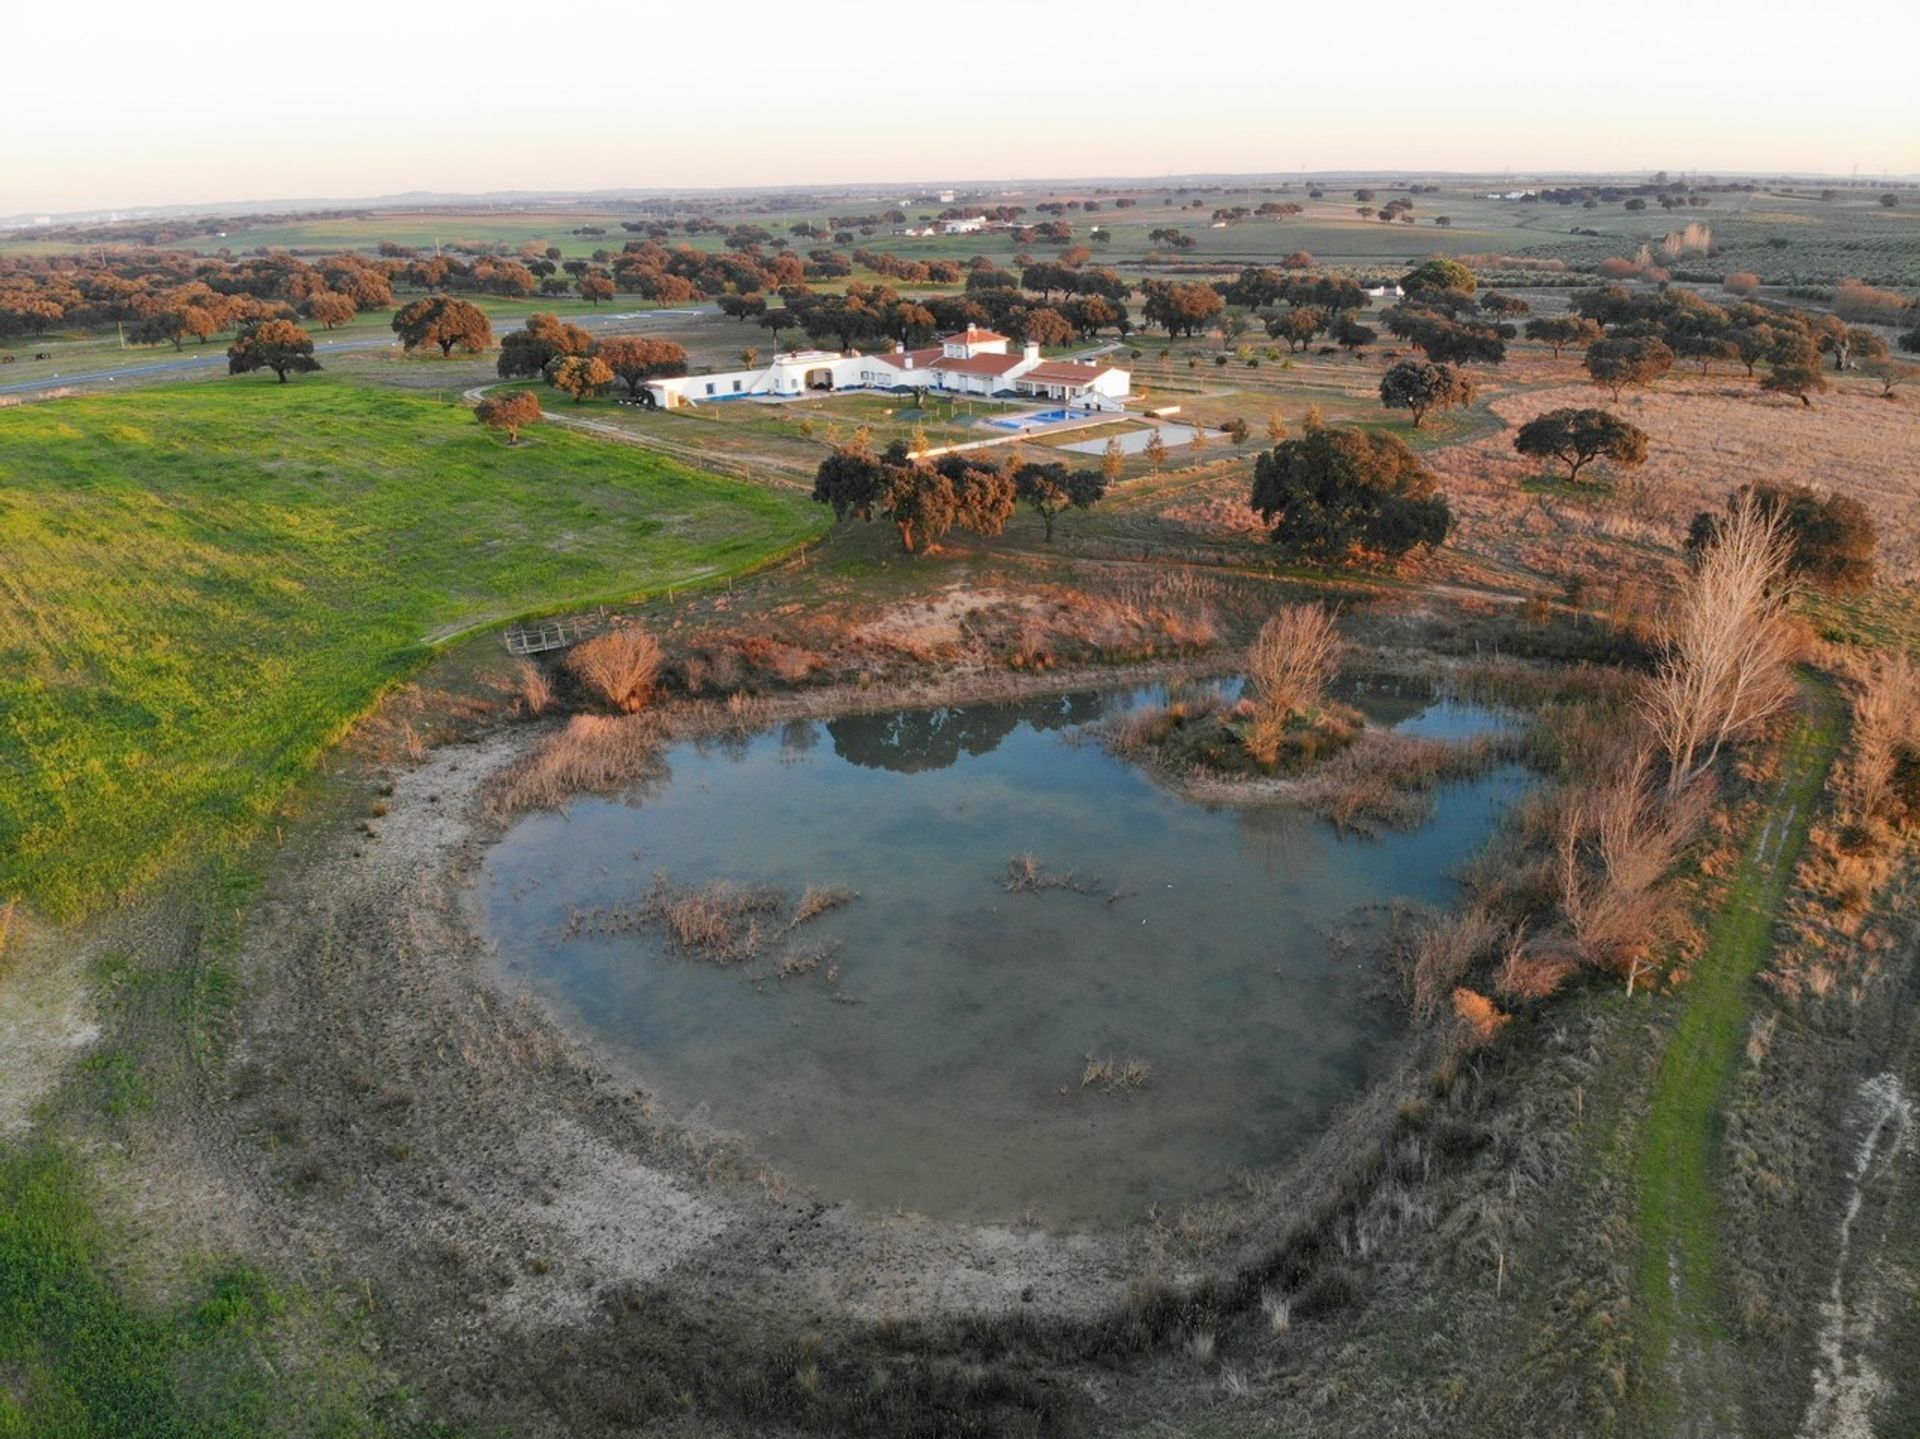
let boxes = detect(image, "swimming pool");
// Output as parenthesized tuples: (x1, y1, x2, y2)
(986, 408, 1094, 429)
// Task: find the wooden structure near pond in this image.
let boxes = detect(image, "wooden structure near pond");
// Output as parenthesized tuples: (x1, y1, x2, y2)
(504, 610, 607, 656)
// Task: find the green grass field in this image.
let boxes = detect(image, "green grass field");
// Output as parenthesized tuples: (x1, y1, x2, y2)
(0, 375, 824, 919)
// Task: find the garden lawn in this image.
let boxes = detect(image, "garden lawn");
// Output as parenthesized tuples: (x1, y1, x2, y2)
(0, 375, 824, 918)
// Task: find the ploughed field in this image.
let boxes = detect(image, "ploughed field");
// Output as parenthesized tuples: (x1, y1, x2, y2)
(483, 684, 1526, 1227)
(0, 376, 824, 917)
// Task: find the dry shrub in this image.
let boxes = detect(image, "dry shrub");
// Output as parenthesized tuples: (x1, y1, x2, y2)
(1492, 930, 1581, 1004)
(648, 876, 785, 963)
(490, 713, 668, 814)
(1832, 280, 1913, 327)
(1451, 987, 1512, 1046)
(1102, 703, 1176, 756)
(567, 626, 663, 713)
(1298, 731, 1505, 832)
(794, 884, 855, 924)
(1082, 1055, 1152, 1093)
(736, 634, 825, 685)
(1798, 651, 1920, 925)
(1836, 649, 1920, 830)
(1557, 749, 1710, 992)
(1721, 272, 1761, 295)
(1407, 909, 1503, 1018)
(0, 899, 16, 963)
(569, 874, 854, 975)
(1162, 494, 1268, 536)
(511, 659, 551, 717)
(1158, 606, 1218, 649)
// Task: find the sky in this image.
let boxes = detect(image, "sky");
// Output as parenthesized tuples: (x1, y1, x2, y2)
(5, 0, 1916, 217)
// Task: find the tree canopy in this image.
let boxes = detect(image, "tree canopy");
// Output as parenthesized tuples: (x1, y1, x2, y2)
(1378, 359, 1477, 427)
(497, 312, 594, 379)
(596, 336, 688, 396)
(475, 390, 542, 443)
(392, 296, 493, 357)
(1523, 314, 1604, 357)
(1686, 482, 1875, 594)
(1512, 408, 1648, 482)
(1400, 258, 1476, 298)
(546, 354, 614, 402)
(1583, 336, 1674, 399)
(1010, 460, 1107, 542)
(226, 319, 320, 383)
(1249, 427, 1452, 563)
(1760, 362, 1828, 407)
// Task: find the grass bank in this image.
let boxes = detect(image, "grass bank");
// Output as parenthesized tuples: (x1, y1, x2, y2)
(0, 374, 824, 918)
(1631, 679, 1844, 1426)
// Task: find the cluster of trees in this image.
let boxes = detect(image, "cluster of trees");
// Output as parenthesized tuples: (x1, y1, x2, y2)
(1379, 260, 1518, 366)
(1566, 282, 1892, 406)
(0, 250, 395, 345)
(1139, 280, 1225, 337)
(493, 311, 689, 400)
(741, 265, 1138, 353)
(1217, 267, 1370, 314)
(811, 440, 1107, 552)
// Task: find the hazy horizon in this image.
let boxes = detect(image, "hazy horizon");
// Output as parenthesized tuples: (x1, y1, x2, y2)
(6, 0, 1917, 216)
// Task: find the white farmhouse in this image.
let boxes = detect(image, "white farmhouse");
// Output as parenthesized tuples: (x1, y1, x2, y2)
(642, 327, 1130, 410)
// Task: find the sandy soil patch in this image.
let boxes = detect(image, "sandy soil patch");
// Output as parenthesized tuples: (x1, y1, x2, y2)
(0, 923, 95, 1139)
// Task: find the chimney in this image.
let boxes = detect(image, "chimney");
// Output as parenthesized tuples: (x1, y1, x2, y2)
(893, 339, 903, 353)
(1023, 341, 1040, 364)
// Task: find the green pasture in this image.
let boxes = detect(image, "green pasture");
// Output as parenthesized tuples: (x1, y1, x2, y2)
(0, 374, 823, 918)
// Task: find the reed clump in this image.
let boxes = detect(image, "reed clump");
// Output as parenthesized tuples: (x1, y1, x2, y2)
(489, 713, 670, 814)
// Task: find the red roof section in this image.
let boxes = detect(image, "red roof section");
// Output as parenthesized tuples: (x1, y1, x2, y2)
(1020, 360, 1118, 384)
(944, 327, 1009, 344)
(874, 347, 944, 370)
(930, 353, 1025, 376)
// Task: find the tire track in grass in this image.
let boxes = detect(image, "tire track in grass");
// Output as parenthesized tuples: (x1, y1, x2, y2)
(1634, 679, 1844, 1433)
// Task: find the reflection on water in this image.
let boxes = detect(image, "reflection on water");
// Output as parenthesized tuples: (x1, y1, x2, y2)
(482, 683, 1527, 1229)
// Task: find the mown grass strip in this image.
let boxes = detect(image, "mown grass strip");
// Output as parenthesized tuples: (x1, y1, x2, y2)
(1632, 680, 1843, 1420)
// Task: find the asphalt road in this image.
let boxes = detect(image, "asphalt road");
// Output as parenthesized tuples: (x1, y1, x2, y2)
(0, 307, 712, 398)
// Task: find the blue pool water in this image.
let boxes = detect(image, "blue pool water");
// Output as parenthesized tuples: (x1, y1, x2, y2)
(986, 408, 1093, 429)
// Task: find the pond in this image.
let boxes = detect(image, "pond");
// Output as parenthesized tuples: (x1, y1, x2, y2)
(481, 683, 1527, 1229)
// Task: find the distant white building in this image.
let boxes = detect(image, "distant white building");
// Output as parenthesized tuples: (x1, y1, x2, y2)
(642, 327, 1131, 410)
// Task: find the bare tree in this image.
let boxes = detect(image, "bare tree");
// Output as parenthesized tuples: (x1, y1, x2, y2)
(1246, 604, 1342, 764)
(1641, 496, 1799, 793)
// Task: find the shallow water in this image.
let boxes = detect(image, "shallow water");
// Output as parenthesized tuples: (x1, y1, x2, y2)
(482, 684, 1527, 1229)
